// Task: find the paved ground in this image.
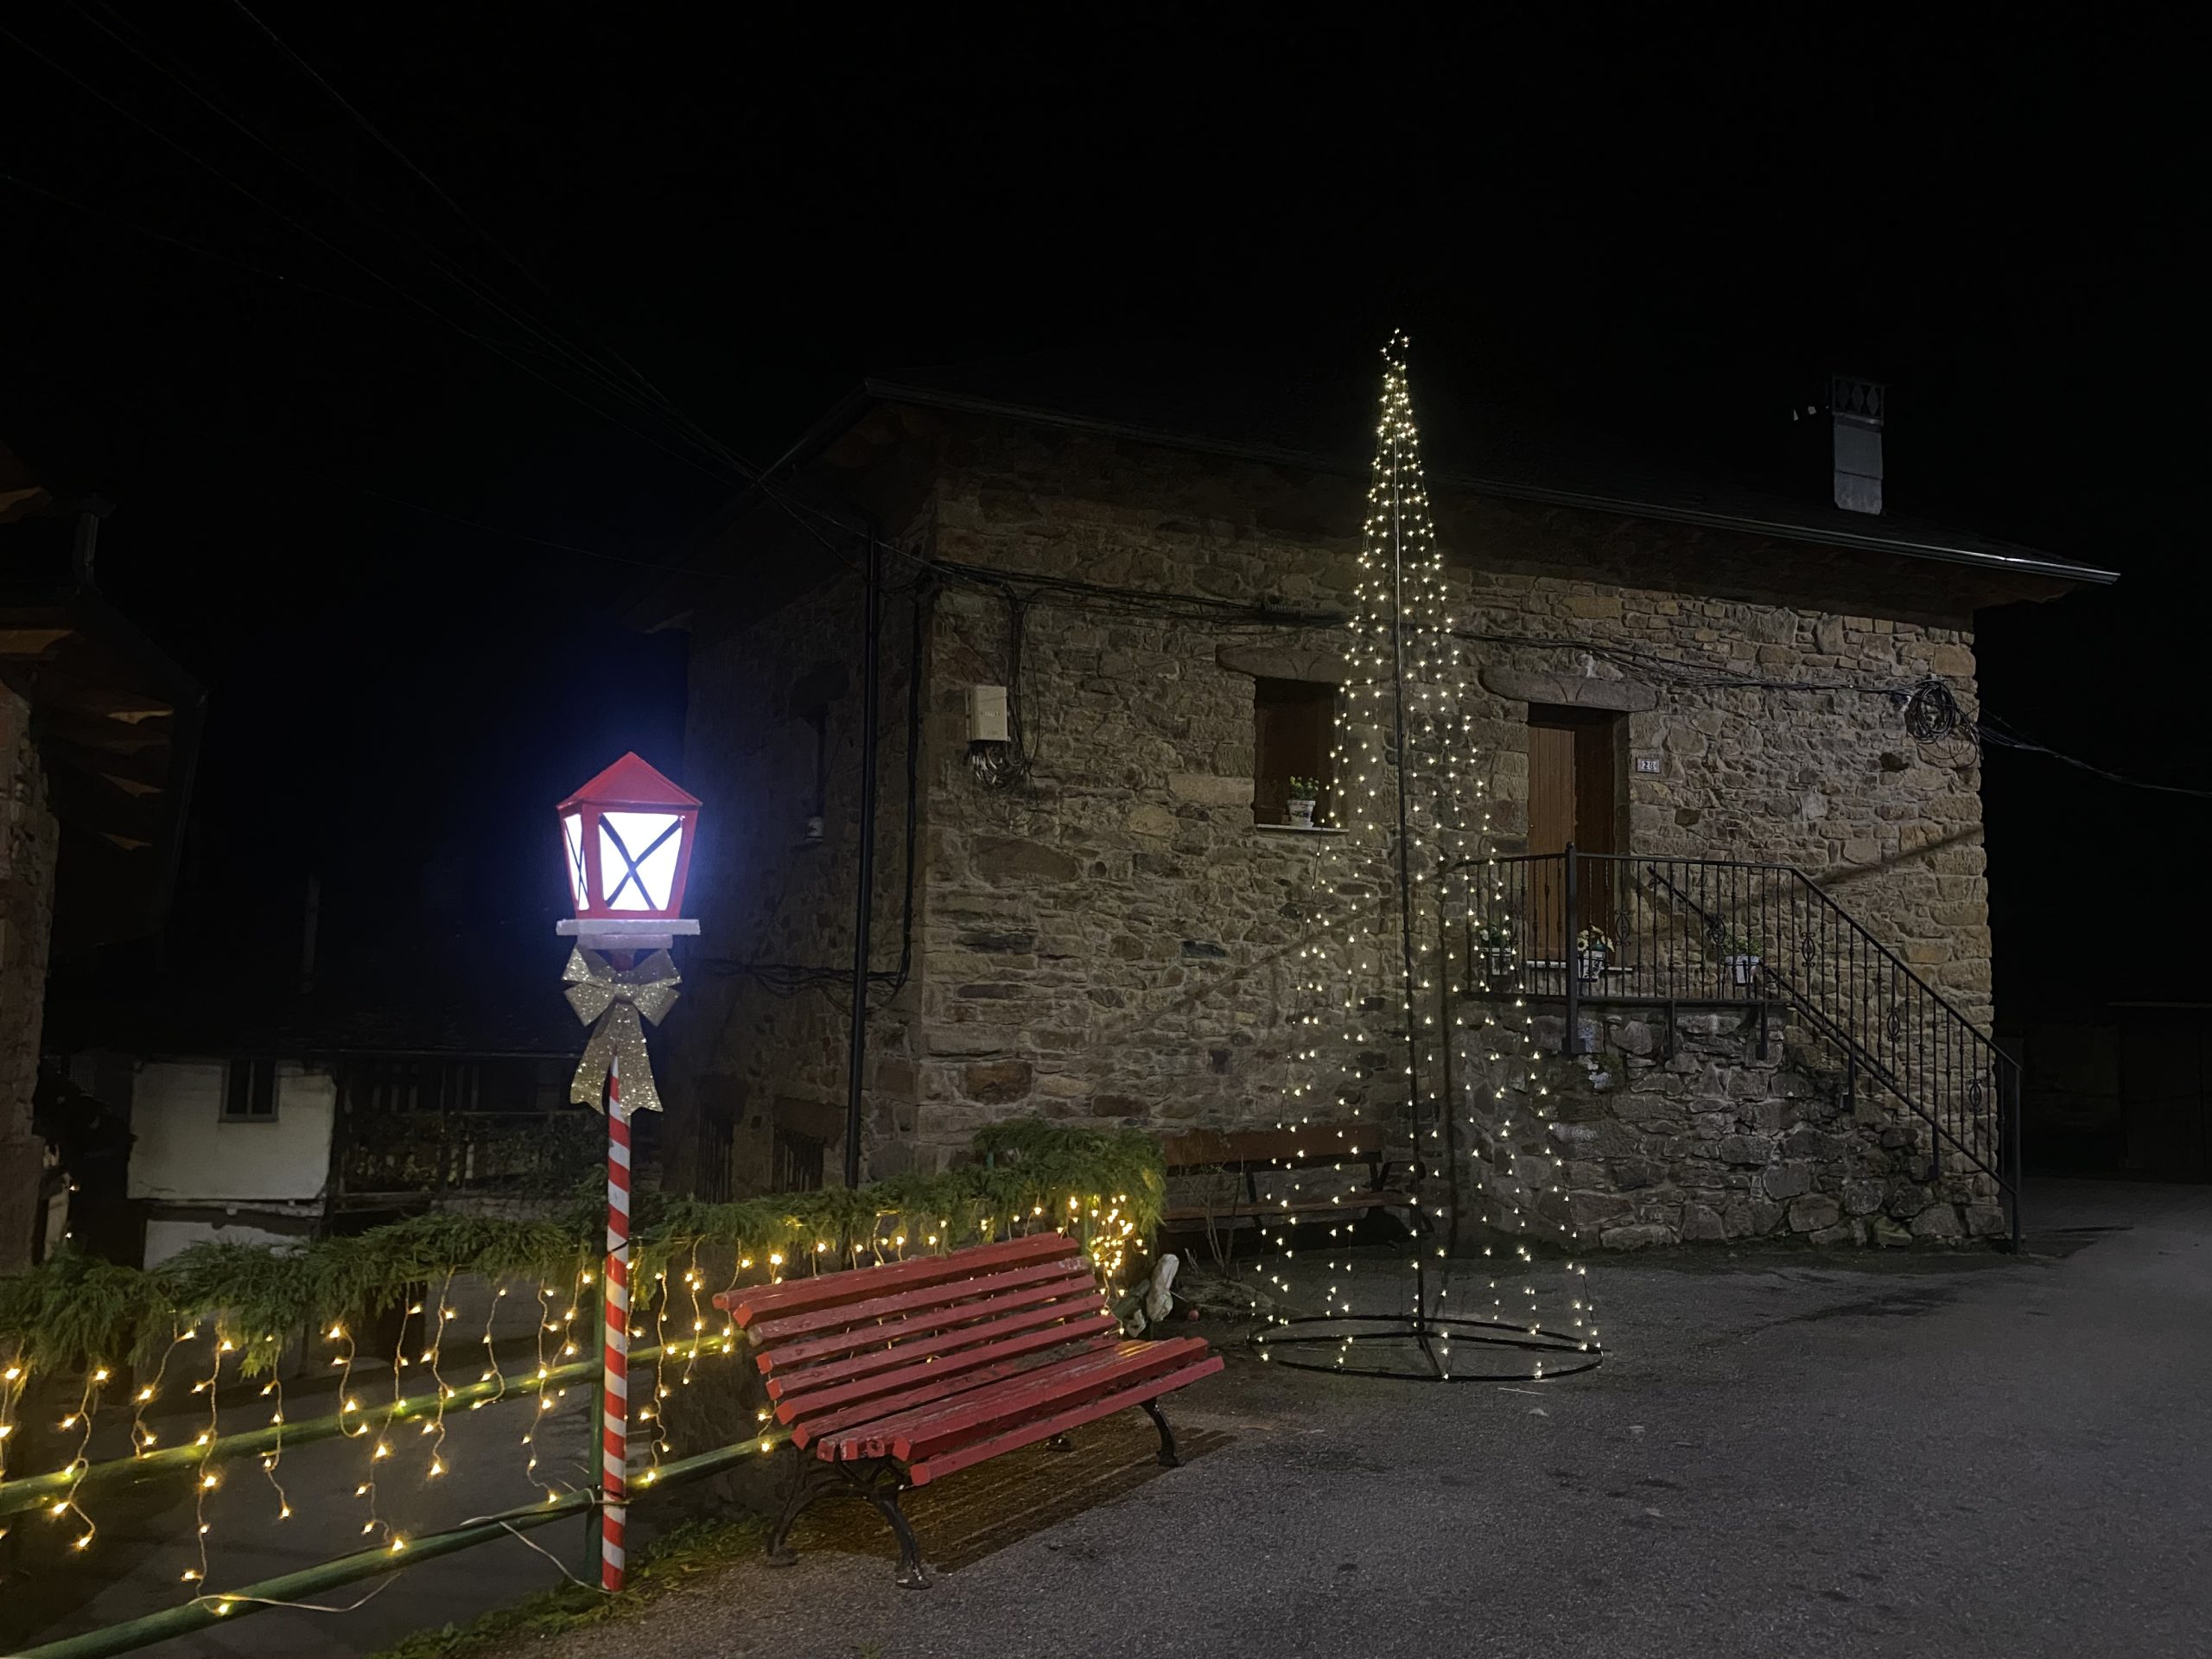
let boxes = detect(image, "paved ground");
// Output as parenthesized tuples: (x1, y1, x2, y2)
(512, 1179, 2212, 1659)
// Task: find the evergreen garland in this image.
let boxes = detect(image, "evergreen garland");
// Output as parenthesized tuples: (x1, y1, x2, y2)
(0, 1121, 1162, 1377)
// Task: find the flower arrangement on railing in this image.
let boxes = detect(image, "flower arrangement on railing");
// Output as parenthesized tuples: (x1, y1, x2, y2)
(1719, 931, 1766, 987)
(1575, 925, 1615, 982)
(1470, 917, 1519, 985)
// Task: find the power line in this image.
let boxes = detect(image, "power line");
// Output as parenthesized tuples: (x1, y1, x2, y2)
(224, 0, 754, 482)
(79, 0, 747, 466)
(1975, 718, 2212, 799)
(3, 15, 760, 501)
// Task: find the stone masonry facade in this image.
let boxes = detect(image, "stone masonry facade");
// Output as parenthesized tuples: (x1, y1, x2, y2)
(1456, 1003, 2008, 1250)
(671, 405, 2052, 1243)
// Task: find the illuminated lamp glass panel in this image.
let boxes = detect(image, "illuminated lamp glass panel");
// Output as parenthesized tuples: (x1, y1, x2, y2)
(562, 812, 589, 907)
(600, 811, 683, 912)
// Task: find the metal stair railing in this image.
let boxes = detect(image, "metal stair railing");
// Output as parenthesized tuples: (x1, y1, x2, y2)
(1452, 847, 2023, 1249)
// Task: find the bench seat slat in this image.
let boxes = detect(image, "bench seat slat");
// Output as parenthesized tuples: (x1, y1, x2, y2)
(766, 1289, 1107, 1404)
(827, 1338, 1211, 1463)
(716, 1234, 1078, 1327)
(743, 1255, 1093, 1347)
(905, 1351, 1224, 1486)
(753, 1268, 1102, 1377)
(790, 1330, 1122, 1450)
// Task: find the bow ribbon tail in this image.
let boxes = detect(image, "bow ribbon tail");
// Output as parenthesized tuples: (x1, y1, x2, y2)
(569, 1001, 665, 1116)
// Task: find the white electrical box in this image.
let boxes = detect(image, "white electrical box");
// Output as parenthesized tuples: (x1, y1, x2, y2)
(967, 684, 1009, 744)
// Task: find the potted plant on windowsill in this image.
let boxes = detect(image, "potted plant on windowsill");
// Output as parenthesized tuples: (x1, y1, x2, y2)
(1286, 776, 1324, 830)
(1576, 925, 1614, 985)
(1722, 931, 1764, 988)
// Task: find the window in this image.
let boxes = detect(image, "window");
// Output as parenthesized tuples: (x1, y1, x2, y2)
(790, 661, 847, 845)
(1254, 677, 1337, 826)
(222, 1058, 278, 1122)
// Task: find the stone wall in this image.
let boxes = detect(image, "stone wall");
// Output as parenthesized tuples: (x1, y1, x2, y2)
(1454, 1000, 2006, 1249)
(666, 561, 925, 1196)
(1, 687, 59, 1271)
(683, 409, 2032, 1213)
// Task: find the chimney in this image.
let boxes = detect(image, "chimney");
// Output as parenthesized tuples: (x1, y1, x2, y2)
(1829, 374, 1884, 515)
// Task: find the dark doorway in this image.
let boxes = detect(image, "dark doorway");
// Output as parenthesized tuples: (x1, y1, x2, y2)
(1526, 704, 1624, 956)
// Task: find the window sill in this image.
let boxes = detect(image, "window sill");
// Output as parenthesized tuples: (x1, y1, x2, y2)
(1253, 823, 1347, 836)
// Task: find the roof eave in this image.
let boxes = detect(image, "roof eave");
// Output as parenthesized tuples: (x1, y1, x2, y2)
(835, 379, 2119, 589)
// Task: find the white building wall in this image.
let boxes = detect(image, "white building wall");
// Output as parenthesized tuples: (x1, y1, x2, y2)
(142, 1216, 302, 1270)
(126, 1060, 337, 1205)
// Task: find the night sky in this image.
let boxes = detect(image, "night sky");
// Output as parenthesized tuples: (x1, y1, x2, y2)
(2, 12, 2199, 1012)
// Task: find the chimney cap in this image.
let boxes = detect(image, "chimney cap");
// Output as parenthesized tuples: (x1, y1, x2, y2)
(1831, 374, 1885, 427)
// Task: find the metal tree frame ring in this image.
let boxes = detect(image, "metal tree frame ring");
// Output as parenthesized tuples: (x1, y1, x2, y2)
(1249, 1313, 1603, 1382)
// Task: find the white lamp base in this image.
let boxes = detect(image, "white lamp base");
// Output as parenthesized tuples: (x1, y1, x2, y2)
(559, 918, 700, 952)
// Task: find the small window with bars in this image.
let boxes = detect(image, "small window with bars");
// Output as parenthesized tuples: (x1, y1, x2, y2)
(772, 1126, 826, 1193)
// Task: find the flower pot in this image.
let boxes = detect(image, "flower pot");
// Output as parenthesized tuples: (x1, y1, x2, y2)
(1287, 798, 1317, 829)
(1578, 948, 1609, 984)
(1485, 945, 1516, 980)
(1728, 954, 1762, 987)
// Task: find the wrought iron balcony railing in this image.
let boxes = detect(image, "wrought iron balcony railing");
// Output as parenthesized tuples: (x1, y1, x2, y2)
(1452, 847, 2022, 1247)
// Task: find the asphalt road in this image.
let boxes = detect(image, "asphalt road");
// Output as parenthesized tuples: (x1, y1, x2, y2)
(517, 1179, 2212, 1659)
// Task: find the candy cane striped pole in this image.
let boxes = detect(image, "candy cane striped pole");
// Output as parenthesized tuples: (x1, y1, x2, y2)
(601, 1052, 630, 1592)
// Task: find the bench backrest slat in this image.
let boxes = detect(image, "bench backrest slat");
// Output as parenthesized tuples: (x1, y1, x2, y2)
(769, 1309, 1120, 1425)
(715, 1235, 1116, 1450)
(760, 1268, 1102, 1386)
(1160, 1125, 1383, 1169)
(742, 1255, 1094, 1348)
(720, 1233, 1076, 1326)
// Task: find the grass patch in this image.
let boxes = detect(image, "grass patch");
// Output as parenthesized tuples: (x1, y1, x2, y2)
(365, 1512, 765, 1659)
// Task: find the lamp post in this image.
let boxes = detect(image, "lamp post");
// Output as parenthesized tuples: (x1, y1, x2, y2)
(555, 753, 699, 1594)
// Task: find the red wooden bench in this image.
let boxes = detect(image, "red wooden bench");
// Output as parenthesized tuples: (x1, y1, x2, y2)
(714, 1232, 1221, 1586)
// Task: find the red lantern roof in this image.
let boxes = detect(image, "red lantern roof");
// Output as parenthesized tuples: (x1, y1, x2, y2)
(558, 753, 700, 812)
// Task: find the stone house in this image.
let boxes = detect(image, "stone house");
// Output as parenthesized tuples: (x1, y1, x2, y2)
(3, 449, 200, 1270)
(647, 361, 2114, 1247)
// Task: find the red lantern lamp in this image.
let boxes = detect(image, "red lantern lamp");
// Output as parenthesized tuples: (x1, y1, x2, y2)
(556, 753, 701, 949)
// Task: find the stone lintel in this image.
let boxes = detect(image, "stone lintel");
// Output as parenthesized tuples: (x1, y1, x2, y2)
(1215, 643, 1347, 683)
(1478, 665, 1658, 712)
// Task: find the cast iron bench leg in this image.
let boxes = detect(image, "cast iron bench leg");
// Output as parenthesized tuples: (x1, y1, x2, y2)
(836, 1459, 928, 1588)
(766, 1452, 929, 1586)
(765, 1452, 839, 1567)
(1142, 1398, 1180, 1468)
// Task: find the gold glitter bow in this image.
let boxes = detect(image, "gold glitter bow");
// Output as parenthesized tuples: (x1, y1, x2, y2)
(563, 947, 681, 1115)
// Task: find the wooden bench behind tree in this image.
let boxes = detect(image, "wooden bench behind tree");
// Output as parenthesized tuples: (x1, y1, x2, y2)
(1160, 1125, 1422, 1248)
(715, 1233, 1220, 1586)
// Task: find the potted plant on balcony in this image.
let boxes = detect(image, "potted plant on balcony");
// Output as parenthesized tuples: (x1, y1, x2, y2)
(1286, 776, 1323, 829)
(1722, 931, 1764, 988)
(1576, 925, 1614, 985)
(1471, 918, 1517, 983)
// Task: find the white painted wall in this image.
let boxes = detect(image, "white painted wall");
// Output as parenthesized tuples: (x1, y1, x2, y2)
(142, 1216, 301, 1270)
(126, 1060, 337, 1204)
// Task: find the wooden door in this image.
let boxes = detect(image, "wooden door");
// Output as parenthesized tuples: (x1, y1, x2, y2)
(1526, 706, 1620, 957)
